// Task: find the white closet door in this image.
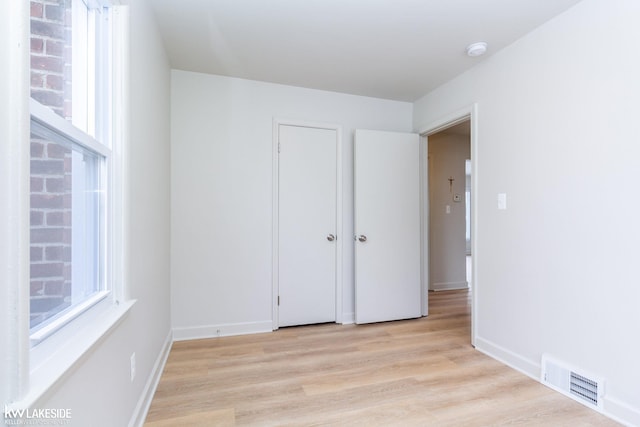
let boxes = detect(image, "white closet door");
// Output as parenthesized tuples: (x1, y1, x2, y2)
(278, 124, 337, 327)
(354, 129, 421, 324)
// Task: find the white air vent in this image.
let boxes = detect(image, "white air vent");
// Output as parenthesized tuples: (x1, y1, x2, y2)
(541, 354, 604, 411)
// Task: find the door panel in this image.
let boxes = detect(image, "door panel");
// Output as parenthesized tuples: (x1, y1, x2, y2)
(354, 129, 421, 324)
(278, 125, 337, 327)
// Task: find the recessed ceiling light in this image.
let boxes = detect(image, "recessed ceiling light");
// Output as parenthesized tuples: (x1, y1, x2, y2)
(466, 42, 488, 57)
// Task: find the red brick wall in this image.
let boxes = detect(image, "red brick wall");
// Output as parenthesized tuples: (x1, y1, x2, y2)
(30, 0, 73, 327)
(30, 0, 72, 118)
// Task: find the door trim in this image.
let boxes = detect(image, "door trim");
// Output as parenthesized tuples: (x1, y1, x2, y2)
(272, 119, 343, 330)
(418, 104, 478, 347)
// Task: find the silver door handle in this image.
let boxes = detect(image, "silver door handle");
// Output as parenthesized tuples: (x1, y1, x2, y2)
(357, 235, 367, 242)
(327, 234, 336, 242)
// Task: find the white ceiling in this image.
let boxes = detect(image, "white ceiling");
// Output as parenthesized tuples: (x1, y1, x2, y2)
(148, 0, 583, 102)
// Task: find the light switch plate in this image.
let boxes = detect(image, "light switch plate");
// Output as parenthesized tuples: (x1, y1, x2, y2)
(497, 193, 507, 210)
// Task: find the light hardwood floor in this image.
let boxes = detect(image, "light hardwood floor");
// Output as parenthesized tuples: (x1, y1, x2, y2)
(144, 290, 619, 426)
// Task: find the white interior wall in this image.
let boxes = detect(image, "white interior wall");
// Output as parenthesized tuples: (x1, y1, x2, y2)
(428, 132, 470, 290)
(33, 1, 172, 425)
(4, 0, 637, 424)
(414, 0, 640, 424)
(170, 70, 413, 337)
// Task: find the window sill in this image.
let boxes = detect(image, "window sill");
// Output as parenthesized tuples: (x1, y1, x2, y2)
(30, 291, 111, 347)
(10, 298, 136, 411)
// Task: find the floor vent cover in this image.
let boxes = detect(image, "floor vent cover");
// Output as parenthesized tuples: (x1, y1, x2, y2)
(541, 354, 604, 411)
(570, 371, 599, 406)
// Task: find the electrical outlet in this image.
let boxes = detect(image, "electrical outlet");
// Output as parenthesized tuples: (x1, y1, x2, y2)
(130, 353, 136, 382)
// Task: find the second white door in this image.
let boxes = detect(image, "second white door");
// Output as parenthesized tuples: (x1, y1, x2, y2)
(354, 129, 421, 324)
(278, 124, 338, 327)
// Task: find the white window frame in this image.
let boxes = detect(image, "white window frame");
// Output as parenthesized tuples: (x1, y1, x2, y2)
(29, 0, 114, 346)
(1, 1, 134, 411)
(29, 101, 111, 346)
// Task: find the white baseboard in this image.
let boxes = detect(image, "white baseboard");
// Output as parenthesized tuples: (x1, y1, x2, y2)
(129, 329, 173, 427)
(172, 320, 273, 341)
(431, 281, 469, 291)
(474, 336, 539, 380)
(603, 395, 640, 427)
(475, 335, 640, 427)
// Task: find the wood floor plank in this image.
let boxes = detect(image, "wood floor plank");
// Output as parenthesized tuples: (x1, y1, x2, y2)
(301, 354, 458, 396)
(144, 408, 235, 427)
(144, 290, 620, 426)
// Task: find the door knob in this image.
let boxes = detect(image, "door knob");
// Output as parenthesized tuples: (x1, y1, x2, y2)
(327, 234, 336, 242)
(357, 235, 367, 242)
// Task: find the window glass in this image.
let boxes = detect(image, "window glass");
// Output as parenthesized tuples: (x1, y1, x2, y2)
(29, 0, 111, 342)
(30, 0, 103, 136)
(29, 128, 103, 333)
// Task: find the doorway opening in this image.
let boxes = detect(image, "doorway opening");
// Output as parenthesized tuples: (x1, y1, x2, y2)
(427, 120, 470, 292)
(420, 105, 477, 345)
